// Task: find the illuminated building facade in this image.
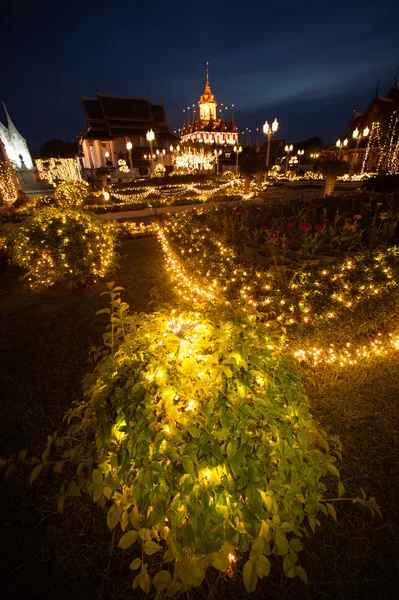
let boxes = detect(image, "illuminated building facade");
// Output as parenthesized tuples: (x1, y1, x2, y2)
(181, 72, 238, 146)
(79, 93, 178, 177)
(328, 79, 399, 173)
(0, 102, 34, 171)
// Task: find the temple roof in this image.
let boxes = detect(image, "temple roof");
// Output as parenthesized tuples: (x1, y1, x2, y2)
(341, 82, 399, 141)
(199, 73, 216, 105)
(80, 93, 173, 140)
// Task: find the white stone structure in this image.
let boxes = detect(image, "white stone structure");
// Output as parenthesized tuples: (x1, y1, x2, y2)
(0, 103, 34, 171)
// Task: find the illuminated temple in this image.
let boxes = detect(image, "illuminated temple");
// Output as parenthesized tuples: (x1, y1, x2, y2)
(79, 93, 178, 175)
(330, 78, 399, 173)
(181, 71, 238, 146)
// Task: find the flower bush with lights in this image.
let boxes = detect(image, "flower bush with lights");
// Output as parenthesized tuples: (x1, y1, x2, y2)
(5, 287, 373, 596)
(5, 207, 118, 288)
(53, 181, 89, 208)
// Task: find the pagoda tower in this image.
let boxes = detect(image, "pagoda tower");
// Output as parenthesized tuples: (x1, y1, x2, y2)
(181, 65, 238, 146)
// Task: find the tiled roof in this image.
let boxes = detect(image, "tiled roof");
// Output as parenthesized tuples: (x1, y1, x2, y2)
(80, 93, 173, 141)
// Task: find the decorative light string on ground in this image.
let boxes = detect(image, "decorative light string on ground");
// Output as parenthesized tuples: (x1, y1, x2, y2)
(112, 180, 238, 203)
(155, 210, 399, 367)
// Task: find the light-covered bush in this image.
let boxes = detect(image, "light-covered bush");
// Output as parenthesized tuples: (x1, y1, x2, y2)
(5, 207, 118, 288)
(220, 170, 235, 180)
(21, 292, 345, 595)
(53, 181, 89, 208)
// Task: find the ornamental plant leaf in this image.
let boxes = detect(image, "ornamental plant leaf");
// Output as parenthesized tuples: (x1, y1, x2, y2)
(29, 464, 43, 485)
(275, 529, 289, 555)
(107, 504, 121, 531)
(243, 559, 258, 593)
(130, 558, 142, 570)
(152, 570, 172, 591)
(118, 530, 139, 549)
(92, 469, 103, 485)
(144, 541, 163, 555)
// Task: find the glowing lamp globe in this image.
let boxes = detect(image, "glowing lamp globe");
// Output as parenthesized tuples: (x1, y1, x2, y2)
(146, 129, 155, 143)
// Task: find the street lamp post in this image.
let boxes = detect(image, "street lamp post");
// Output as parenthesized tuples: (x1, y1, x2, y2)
(349, 127, 369, 177)
(284, 144, 293, 175)
(233, 144, 242, 175)
(297, 149, 304, 170)
(146, 129, 155, 174)
(336, 138, 348, 160)
(263, 118, 279, 170)
(214, 149, 222, 175)
(126, 141, 134, 178)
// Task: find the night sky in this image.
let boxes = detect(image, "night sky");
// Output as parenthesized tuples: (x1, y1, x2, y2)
(2, 0, 399, 150)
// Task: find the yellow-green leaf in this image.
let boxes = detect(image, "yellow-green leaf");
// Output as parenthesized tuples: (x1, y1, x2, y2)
(131, 505, 140, 529)
(260, 520, 270, 538)
(289, 538, 303, 552)
(166, 580, 183, 597)
(275, 529, 289, 555)
(326, 463, 340, 478)
(118, 530, 139, 549)
(103, 486, 112, 499)
(182, 456, 195, 479)
(296, 565, 308, 583)
(256, 554, 270, 578)
(152, 570, 172, 591)
(144, 540, 162, 555)
(139, 566, 151, 594)
(107, 503, 121, 531)
(327, 503, 337, 522)
(210, 553, 230, 571)
(130, 558, 141, 570)
(29, 463, 43, 485)
(243, 559, 258, 593)
(92, 469, 103, 485)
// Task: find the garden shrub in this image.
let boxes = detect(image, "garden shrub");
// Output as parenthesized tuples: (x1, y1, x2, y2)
(53, 181, 89, 208)
(5, 207, 118, 288)
(11, 289, 344, 595)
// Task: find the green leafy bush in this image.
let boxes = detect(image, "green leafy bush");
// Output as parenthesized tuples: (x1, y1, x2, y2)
(5, 207, 118, 288)
(53, 181, 89, 208)
(17, 290, 345, 595)
(318, 160, 349, 178)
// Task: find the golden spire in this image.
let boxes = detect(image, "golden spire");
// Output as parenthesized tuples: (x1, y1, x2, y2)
(200, 61, 215, 104)
(205, 61, 211, 93)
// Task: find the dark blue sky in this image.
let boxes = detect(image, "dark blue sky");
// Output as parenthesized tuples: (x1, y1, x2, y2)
(1, 0, 399, 149)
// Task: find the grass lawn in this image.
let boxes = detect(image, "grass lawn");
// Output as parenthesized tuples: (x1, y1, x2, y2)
(1, 235, 399, 599)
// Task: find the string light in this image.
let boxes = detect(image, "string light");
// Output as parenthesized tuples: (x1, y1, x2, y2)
(156, 210, 399, 368)
(111, 180, 239, 204)
(0, 159, 18, 203)
(35, 158, 80, 186)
